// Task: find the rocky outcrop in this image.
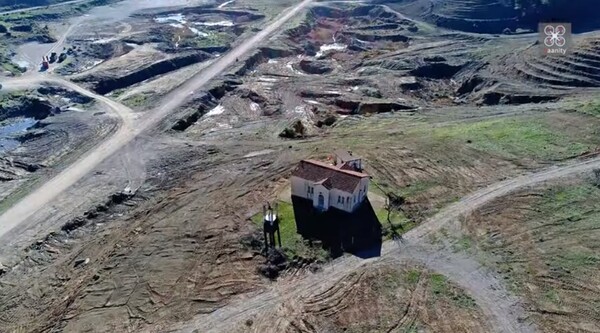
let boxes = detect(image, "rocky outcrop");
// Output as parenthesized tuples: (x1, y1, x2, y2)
(84, 41, 134, 60)
(478, 91, 559, 105)
(279, 119, 307, 139)
(457, 75, 499, 96)
(10, 24, 33, 32)
(234, 47, 297, 76)
(0, 157, 42, 181)
(410, 62, 464, 79)
(171, 92, 218, 131)
(298, 59, 334, 75)
(335, 98, 414, 113)
(398, 76, 421, 90)
(0, 96, 54, 121)
(76, 52, 211, 94)
(360, 87, 382, 98)
(353, 32, 409, 43)
(37, 86, 93, 104)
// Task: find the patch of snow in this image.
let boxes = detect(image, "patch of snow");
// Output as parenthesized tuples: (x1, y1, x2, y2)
(154, 13, 186, 24)
(315, 43, 347, 58)
(206, 104, 225, 116)
(169, 23, 185, 29)
(13, 60, 29, 68)
(324, 90, 340, 95)
(294, 106, 306, 114)
(218, 0, 235, 8)
(305, 100, 321, 105)
(81, 60, 104, 71)
(195, 20, 234, 27)
(213, 122, 232, 131)
(355, 38, 369, 44)
(258, 76, 278, 83)
(243, 149, 274, 158)
(286, 61, 305, 75)
(268, 59, 279, 64)
(250, 102, 260, 112)
(189, 27, 208, 37)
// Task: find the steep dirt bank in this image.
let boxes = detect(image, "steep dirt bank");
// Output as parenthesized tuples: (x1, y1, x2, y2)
(73, 52, 212, 94)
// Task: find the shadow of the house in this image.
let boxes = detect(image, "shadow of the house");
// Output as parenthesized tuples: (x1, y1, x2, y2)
(292, 196, 382, 259)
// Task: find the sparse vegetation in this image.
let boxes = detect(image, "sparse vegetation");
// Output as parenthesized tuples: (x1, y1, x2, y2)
(251, 201, 329, 261)
(429, 273, 477, 309)
(427, 117, 593, 160)
(464, 180, 600, 331)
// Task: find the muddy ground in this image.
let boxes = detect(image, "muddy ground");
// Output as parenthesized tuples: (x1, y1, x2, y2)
(0, 0, 600, 332)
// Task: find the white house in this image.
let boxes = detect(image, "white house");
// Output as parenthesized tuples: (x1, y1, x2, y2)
(333, 150, 362, 171)
(290, 159, 370, 213)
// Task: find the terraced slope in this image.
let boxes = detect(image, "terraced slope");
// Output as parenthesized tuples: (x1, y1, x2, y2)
(515, 37, 600, 88)
(383, 0, 600, 34)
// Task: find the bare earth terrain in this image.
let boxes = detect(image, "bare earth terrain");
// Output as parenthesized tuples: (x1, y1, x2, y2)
(0, 0, 599, 332)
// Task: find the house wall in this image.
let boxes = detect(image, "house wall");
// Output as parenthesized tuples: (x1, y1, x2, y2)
(349, 159, 362, 170)
(291, 175, 369, 213)
(291, 176, 307, 198)
(351, 177, 370, 211)
(313, 184, 330, 210)
(335, 157, 362, 171)
(330, 189, 354, 212)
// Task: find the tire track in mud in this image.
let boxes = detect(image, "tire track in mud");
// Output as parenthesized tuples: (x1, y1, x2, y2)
(171, 155, 600, 333)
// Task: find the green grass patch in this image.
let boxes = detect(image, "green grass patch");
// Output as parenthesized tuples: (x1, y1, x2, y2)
(543, 288, 562, 305)
(453, 234, 474, 252)
(403, 269, 421, 287)
(122, 93, 149, 108)
(429, 274, 477, 308)
(182, 31, 232, 49)
(425, 117, 591, 160)
(251, 201, 329, 261)
(399, 179, 439, 199)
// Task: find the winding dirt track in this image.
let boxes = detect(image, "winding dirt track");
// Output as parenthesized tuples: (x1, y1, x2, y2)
(0, 0, 90, 15)
(171, 156, 600, 333)
(0, 0, 316, 239)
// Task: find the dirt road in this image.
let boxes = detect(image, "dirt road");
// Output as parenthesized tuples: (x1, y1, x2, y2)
(171, 155, 600, 333)
(0, 0, 315, 243)
(0, 0, 90, 15)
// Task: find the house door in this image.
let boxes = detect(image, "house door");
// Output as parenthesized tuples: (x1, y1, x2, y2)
(318, 193, 325, 209)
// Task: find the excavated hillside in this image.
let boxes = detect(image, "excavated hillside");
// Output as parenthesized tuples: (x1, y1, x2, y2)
(382, 0, 600, 33)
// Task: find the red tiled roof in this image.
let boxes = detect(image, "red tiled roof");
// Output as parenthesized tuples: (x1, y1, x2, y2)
(291, 159, 368, 193)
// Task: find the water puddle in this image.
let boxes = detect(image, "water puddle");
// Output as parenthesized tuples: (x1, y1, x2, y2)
(0, 118, 37, 154)
(195, 20, 234, 27)
(154, 13, 186, 24)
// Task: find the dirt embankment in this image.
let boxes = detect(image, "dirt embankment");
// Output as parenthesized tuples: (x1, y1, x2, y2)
(73, 52, 212, 94)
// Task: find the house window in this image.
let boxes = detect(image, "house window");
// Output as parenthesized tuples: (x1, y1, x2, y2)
(347, 196, 350, 205)
(338, 196, 341, 203)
